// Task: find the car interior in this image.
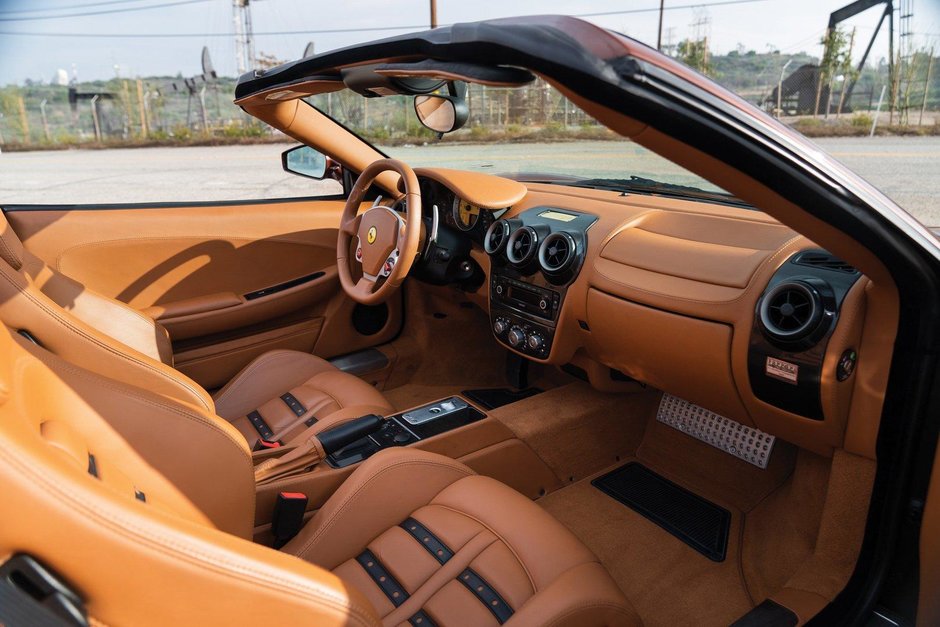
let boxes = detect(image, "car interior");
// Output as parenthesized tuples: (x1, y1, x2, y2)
(0, 14, 934, 627)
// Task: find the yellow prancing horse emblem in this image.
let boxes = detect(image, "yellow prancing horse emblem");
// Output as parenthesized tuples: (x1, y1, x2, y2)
(367, 226, 377, 244)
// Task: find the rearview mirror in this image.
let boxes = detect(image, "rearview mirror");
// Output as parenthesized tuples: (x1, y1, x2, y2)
(414, 94, 469, 134)
(282, 145, 328, 179)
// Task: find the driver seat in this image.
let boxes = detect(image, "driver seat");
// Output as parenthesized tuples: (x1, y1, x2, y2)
(0, 214, 394, 445)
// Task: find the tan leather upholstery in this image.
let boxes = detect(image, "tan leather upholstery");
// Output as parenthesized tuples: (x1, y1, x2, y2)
(287, 448, 640, 626)
(0, 215, 212, 412)
(214, 349, 393, 443)
(0, 323, 636, 625)
(0, 213, 394, 445)
(11, 331, 256, 538)
(0, 323, 382, 626)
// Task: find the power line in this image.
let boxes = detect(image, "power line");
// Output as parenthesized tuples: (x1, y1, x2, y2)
(0, 0, 167, 16)
(578, 0, 771, 18)
(0, 24, 426, 38)
(0, 0, 213, 22)
(0, 0, 774, 29)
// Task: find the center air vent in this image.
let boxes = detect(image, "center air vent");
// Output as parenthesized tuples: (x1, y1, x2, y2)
(758, 281, 825, 343)
(506, 226, 539, 265)
(484, 219, 510, 256)
(538, 231, 577, 275)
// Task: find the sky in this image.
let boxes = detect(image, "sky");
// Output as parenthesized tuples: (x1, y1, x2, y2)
(0, 0, 938, 85)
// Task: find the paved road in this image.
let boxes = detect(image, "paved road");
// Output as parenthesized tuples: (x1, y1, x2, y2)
(1, 137, 937, 224)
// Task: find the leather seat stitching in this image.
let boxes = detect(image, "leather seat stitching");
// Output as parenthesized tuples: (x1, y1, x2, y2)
(213, 350, 319, 408)
(429, 502, 539, 595)
(305, 372, 344, 408)
(0, 447, 379, 627)
(0, 235, 23, 269)
(0, 266, 212, 412)
(293, 458, 474, 560)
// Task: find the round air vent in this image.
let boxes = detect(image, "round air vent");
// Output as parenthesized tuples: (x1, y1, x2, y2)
(484, 219, 510, 256)
(538, 231, 577, 275)
(506, 226, 539, 266)
(758, 281, 824, 343)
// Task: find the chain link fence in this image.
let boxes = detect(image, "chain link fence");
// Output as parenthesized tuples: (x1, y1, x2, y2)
(1, 50, 937, 148)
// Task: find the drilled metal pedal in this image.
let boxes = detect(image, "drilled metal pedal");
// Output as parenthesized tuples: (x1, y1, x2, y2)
(656, 394, 776, 469)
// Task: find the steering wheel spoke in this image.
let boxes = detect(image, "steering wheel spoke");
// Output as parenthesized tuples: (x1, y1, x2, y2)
(341, 213, 362, 236)
(354, 276, 377, 297)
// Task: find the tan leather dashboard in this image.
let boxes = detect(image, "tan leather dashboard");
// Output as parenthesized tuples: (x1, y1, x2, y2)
(412, 168, 527, 210)
(483, 182, 894, 459)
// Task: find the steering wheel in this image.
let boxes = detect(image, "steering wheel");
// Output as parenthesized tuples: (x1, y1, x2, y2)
(337, 159, 422, 305)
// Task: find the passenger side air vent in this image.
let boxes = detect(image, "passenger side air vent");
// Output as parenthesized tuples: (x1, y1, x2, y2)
(758, 281, 825, 343)
(793, 250, 856, 274)
(484, 219, 511, 256)
(506, 226, 539, 266)
(538, 231, 577, 275)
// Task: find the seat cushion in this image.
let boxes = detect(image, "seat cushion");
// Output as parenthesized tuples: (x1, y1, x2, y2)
(213, 349, 394, 444)
(286, 449, 640, 626)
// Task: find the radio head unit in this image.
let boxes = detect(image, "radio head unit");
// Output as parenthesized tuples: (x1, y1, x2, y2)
(492, 276, 560, 320)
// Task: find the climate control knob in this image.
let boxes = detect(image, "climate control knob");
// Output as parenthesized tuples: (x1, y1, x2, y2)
(493, 317, 510, 335)
(526, 333, 545, 352)
(507, 327, 526, 348)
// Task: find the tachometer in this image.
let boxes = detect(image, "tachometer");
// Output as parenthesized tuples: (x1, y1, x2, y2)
(452, 198, 481, 231)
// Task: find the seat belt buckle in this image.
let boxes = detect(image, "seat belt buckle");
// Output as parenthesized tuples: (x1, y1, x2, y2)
(271, 492, 308, 549)
(252, 438, 283, 452)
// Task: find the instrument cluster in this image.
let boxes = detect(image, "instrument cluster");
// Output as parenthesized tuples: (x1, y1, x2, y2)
(417, 177, 498, 243)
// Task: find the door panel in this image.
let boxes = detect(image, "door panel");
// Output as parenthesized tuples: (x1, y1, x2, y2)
(4, 198, 403, 389)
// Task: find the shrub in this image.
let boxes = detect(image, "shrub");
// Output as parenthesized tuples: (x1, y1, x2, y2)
(171, 124, 191, 140)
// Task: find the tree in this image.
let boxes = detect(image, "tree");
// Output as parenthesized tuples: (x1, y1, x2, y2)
(676, 38, 711, 75)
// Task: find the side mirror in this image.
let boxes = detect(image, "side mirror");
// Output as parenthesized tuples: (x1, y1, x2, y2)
(414, 94, 469, 134)
(282, 145, 328, 179)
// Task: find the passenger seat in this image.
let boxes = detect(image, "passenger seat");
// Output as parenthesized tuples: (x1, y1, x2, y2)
(0, 323, 639, 626)
(0, 214, 393, 446)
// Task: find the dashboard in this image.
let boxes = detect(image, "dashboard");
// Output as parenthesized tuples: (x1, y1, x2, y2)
(402, 167, 884, 458)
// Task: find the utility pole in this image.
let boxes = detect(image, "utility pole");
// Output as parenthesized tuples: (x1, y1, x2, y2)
(430, 0, 437, 28)
(777, 59, 793, 117)
(136, 79, 148, 138)
(233, 0, 258, 75)
(920, 48, 935, 125)
(16, 96, 29, 143)
(657, 0, 665, 50)
(39, 99, 51, 142)
(90, 95, 101, 142)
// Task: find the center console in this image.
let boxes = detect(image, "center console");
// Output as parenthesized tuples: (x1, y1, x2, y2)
(483, 206, 597, 360)
(327, 397, 486, 468)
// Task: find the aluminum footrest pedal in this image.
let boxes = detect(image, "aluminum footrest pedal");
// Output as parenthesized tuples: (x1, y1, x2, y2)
(656, 394, 776, 469)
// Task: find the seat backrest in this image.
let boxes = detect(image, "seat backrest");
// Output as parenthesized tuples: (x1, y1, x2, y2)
(0, 212, 214, 413)
(0, 323, 380, 626)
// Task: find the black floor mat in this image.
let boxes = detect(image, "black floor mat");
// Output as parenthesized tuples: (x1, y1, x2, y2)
(461, 387, 542, 410)
(592, 462, 731, 562)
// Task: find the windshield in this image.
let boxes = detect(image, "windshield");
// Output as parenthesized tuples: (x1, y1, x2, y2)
(305, 80, 744, 206)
